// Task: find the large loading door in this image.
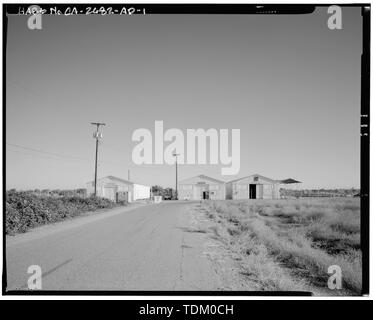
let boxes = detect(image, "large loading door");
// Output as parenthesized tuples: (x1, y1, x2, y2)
(103, 186, 117, 201)
(249, 184, 256, 199)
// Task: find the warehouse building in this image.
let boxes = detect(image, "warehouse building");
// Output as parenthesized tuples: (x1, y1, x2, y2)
(178, 175, 225, 200)
(226, 174, 280, 200)
(86, 176, 150, 202)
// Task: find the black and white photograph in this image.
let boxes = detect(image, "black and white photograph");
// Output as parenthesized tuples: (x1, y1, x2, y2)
(1, 2, 370, 300)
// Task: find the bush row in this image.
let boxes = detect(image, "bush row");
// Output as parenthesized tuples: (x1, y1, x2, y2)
(6, 191, 126, 235)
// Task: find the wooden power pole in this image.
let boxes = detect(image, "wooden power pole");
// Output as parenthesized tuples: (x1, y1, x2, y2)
(91, 122, 105, 197)
(173, 153, 179, 200)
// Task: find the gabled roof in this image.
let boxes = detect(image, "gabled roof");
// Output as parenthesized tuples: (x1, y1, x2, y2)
(87, 176, 134, 185)
(107, 176, 134, 185)
(179, 174, 225, 184)
(227, 174, 279, 184)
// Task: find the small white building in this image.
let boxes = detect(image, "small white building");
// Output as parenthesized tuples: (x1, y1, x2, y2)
(86, 176, 150, 202)
(178, 175, 226, 200)
(226, 174, 280, 200)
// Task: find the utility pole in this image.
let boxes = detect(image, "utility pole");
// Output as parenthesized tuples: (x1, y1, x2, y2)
(173, 153, 179, 200)
(91, 122, 106, 197)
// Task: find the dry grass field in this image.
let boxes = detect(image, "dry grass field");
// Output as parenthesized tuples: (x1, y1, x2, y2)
(201, 198, 361, 295)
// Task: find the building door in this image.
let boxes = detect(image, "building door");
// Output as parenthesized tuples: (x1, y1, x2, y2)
(116, 191, 129, 202)
(256, 184, 263, 199)
(103, 186, 116, 201)
(203, 191, 210, 200)
(249, 184, 256, 199)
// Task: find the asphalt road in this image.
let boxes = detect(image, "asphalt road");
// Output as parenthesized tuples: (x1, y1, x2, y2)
(5, 202, 221, 291)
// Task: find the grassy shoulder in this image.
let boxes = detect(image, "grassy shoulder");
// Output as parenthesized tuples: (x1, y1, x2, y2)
(200, 198, 361, 295)
(6, 191, 128, 235)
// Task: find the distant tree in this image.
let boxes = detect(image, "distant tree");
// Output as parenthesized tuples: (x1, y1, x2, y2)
(151, 185, 164, 196)
(164, 188, 175, 199)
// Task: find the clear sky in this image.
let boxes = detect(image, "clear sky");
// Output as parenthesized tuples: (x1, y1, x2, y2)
(6, 7, 362, 190)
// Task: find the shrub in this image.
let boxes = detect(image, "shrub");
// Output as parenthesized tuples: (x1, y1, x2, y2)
(5, 191, 126, 235)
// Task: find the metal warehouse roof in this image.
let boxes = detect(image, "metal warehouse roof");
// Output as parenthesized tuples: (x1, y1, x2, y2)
(179, 174, 225, 184)
(227, 174, 279, 184)
(87, 175, 134, 185)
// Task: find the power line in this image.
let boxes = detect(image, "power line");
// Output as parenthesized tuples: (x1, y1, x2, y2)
(6, 143, 89, 161)
(6, 147, 71, 160)
(6, 143, 130, 168)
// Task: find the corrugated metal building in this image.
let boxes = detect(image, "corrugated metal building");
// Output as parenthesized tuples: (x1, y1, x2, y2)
(86, 176, 150, 202)
(226, 174, 280, 200)
(178, 175, 225, 200)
